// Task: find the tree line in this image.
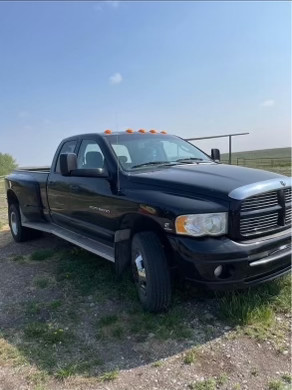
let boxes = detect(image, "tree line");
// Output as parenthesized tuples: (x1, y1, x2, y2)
(0, 153, 17, 176)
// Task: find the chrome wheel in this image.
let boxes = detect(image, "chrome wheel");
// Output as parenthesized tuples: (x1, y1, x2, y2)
(133, 252, 147, 293)
(10, 211, 18, 236)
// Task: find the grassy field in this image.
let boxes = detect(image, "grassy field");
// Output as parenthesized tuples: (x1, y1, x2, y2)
(222, 147, 291, 161)
(221, 147, 291, 176)
(0, 156, 291, 390)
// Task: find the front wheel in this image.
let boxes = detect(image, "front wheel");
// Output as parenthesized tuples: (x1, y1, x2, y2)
(131, 231, 172, 312)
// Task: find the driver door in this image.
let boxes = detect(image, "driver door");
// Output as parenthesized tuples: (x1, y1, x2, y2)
(67, 139, 115, 243)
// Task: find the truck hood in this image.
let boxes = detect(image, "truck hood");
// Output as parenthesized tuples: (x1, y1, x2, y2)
(128, 163, 286, 200)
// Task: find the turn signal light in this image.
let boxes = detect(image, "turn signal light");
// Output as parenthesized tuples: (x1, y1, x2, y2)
(149, 129, 157, 134)
(126, 129, 134, 133)
(138, 129, 147, 133)
(104, 129, 112, 134)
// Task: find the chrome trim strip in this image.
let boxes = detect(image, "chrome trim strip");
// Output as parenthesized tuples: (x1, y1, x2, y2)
(229, 178, 292, 200)
(250, 245, 291, 267)
(22, 221, 115, 262)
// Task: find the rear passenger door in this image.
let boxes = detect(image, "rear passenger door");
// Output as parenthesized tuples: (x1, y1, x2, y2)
(47, 139, 78, 227)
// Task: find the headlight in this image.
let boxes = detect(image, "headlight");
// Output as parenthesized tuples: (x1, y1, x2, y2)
(175, 212, 228, 237)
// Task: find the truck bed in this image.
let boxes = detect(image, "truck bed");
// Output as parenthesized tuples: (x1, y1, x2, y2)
(6, 168, 50, 223)
(14, 166, 51, 173)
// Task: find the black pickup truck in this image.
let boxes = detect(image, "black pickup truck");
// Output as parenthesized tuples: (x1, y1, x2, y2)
(5, 130, 291, 312)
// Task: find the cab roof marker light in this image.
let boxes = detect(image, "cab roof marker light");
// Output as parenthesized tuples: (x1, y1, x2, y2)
(104, 129, 112, 134)
(126, 129, 134, 134)
(160, 131, 167, 134)
(149, 129, 157, 134)
(138, 129, 147, 133)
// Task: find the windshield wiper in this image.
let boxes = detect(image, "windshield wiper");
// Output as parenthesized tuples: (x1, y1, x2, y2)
(175, 157, 204, 163)
(131, 161, 176, 169)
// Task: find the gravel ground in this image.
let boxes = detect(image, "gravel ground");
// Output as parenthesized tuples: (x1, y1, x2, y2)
(0, 225, 291, 390)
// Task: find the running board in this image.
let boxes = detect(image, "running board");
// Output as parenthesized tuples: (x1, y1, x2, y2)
(22, 221, 115, 262)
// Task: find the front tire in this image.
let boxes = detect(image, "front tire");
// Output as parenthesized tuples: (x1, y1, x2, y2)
(131, 231, 172, 312)
(8, 203, 41, 242)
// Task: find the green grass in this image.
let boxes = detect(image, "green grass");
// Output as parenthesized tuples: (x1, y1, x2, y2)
(189, 378, 217, 390)
(183, 348, 197, 364)
(218, 276, 291, 348)
(12, 255, 26, 263)
(56, 248, 136, 299)
(48, 300, 62, 311)
(25, 302, 42, 316)
(98, 369, 119, 382)
(30, 249, 55, 261)
(217, 373, 228, 386)
(282, 374, 291, 384)
(218, 275, 291, 326)
(98, 314, 119, 327)
(26, 371, 48, 386)
(189, 375, 229, 390)
(221, 147, 291, 176)
(268, 380, 286, 390)
(0, 338, 28, 366)
(24, 322, 73, 345)
(33, 277, 51, 289)
(55, 364, 78, 380)
(221, 147, 291, 163)
(152, 360, 163, 367)
(57, 249, 192, 341)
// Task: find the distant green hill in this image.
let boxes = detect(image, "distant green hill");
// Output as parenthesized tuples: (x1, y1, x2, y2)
(222, 147, 291, 163)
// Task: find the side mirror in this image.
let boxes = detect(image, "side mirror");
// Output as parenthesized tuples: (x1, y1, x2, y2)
(211, 148, 221, 162)
(60, 153, 77, 176)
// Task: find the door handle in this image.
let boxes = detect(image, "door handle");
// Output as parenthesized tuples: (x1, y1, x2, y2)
(70, 185, 80, 192)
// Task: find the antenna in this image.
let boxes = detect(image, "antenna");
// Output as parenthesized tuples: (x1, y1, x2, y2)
(115, 111, 121, 194)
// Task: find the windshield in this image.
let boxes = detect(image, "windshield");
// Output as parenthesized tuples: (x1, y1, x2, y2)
(107, 134, 212, 170)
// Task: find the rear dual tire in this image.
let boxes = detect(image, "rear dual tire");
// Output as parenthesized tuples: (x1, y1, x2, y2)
(8, 203, 41, 242)
(131, 231, 172, 313)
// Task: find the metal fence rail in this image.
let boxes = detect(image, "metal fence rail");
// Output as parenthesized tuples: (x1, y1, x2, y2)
(236, 157, 291, 176)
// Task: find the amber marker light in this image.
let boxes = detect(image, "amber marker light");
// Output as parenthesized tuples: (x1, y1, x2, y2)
(160, 131, 167, 134)
(138, 129, 147, 133)
(149, 129, 157, 134)
(126, 129, 134, 133)
(175, 216, 188, 234)
(104, 129, 112, 135)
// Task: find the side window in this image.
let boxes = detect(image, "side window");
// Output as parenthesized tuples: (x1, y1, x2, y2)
(77, 140, 105, 169)
(55, 140, 77, 173)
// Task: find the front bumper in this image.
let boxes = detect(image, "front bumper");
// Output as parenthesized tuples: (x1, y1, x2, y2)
(167, 229, 291, 289)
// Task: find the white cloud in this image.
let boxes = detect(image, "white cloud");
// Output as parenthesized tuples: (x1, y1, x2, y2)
(260, 99, 275, 107)
(109, 72, 123, 85)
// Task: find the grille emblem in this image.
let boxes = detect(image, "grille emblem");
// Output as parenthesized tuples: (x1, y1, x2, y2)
(280, 180, 286, 187)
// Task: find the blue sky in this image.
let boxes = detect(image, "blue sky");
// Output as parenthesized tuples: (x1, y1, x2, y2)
(0, 1, 291, 166)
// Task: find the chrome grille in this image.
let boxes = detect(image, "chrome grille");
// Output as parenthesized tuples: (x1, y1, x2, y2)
(285, 208, 291, 225)
(284, 188, 291, 204)
(239, 187, 291, 237)
(241, 191, 278, 212)
(240, 212, 279, 236)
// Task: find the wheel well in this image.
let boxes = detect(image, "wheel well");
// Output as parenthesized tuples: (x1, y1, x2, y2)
(116, 215, 175, 273)
(7, 190, 19, 206)
(132, 217, 175, 266)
